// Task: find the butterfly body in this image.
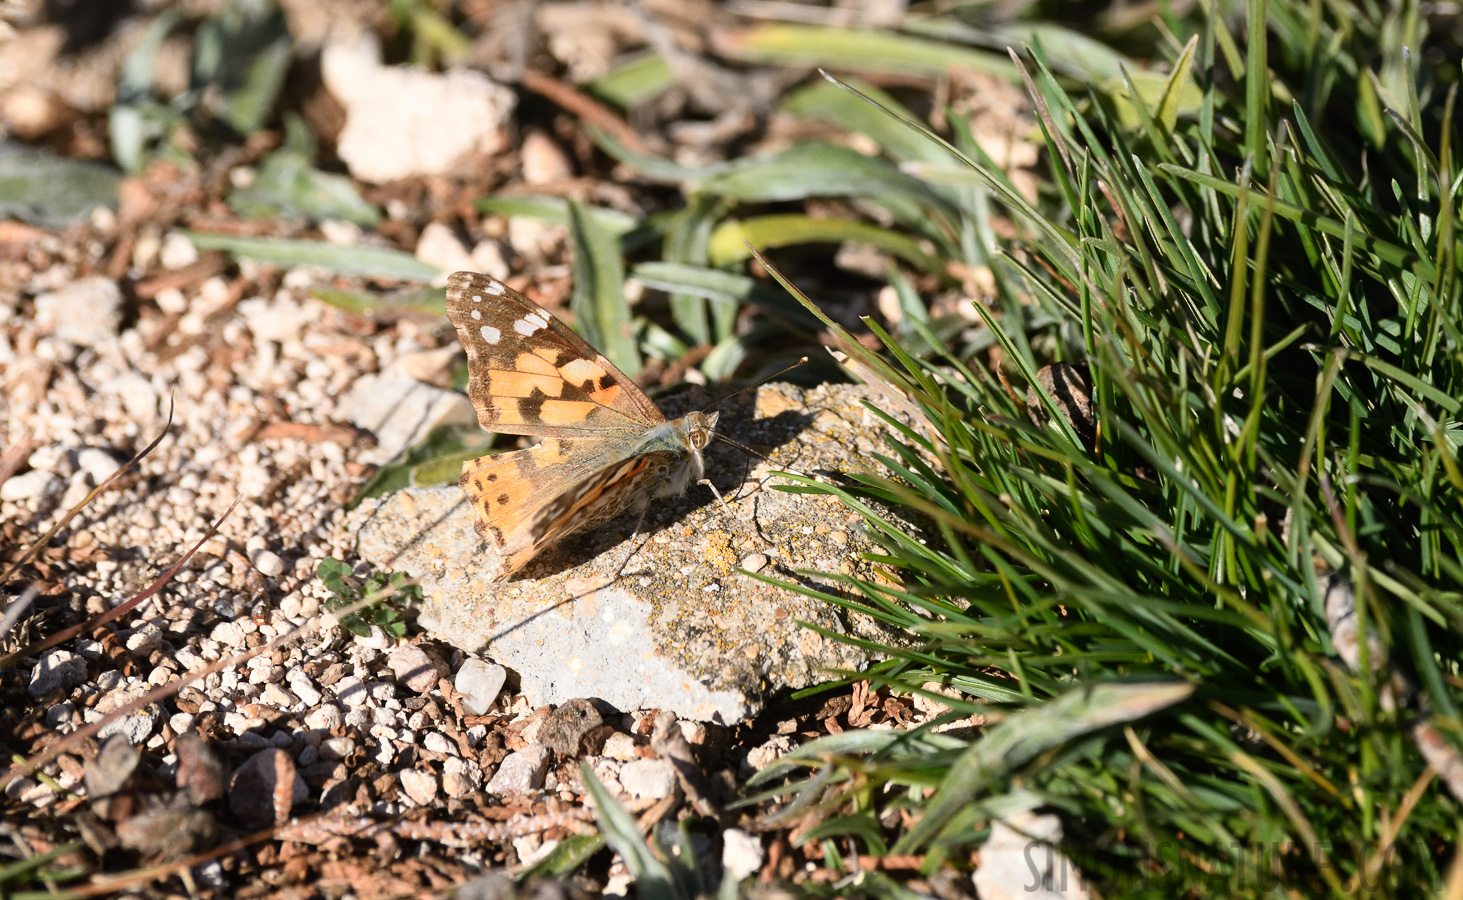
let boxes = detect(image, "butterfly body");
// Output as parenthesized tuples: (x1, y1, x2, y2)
(445, 271, 718, 581)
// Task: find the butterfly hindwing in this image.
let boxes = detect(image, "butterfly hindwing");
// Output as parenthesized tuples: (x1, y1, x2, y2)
(460, 438, 677, 579)
(445, 271, 663, 437)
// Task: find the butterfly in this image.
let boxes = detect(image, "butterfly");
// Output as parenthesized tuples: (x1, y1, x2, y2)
(444, 270, 719, 581)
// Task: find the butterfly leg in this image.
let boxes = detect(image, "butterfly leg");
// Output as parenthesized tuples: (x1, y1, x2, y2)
(698, 477, 731, 510)
(610, 506, 655, 581)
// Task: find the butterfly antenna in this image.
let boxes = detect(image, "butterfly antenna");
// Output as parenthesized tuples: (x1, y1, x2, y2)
(706, 356, 809, 415)
(705, 356, 815, 481)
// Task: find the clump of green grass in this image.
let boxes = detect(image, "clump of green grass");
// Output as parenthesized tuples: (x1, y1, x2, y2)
(742, 3, 1462, 895)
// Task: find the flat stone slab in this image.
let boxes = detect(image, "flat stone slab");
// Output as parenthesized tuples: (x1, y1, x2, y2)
(353, 381, 904, 722)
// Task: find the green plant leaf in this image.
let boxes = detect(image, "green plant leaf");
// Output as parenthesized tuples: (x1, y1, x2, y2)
(590, 52, 675, 108)
(580, 762, 677, 900)
(182, 232, 441, 280)
(716, 24, 1016, 80)
(192, 0, 293, 135)
(310, 285, 445, 315)
(475, 195, 641, 239)
(568, 199, 639, 374)
(781, 78, 961, 166)
(351, 423, 493, 504)
(0, 144, 122, 227)
(708, 213, 944, 274)
(110, 8, 182, 173)
(229, 117, 381, 225)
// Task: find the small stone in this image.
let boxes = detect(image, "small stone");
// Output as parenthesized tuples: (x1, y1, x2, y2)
(415, 221, 474, 280)
(618, 758, 675, 800)
(389, 644, 448, 694)
(486, 744, 551, 795)
(322, 34, 515, 183)
(721, 828, 764, 881)
(45, 701, 77, 730)
(98, 710, 160, 745)
(972, 810, 1090, 900)
(423, 731, 456, 756)
(2, 469, 62, 502)
(538, 698, 602, 758)
(28, 649, 87, 698)
(261, 683, 297, 709)
(115, 797, 217, 860)
(289, 672, 323, 707)
(34, 276, 122, 346)
(237, 295, 313, 345)
(454, 659, 506, 715)
(601, 732, 638, 761)
(83, 733, 140, 801)
(520, 130, 573, 185)
(75, 447, 121, 483)
(739, 552, 768, 573)
(333, 676, 369, 708)
(398, 768, 438, 805)
(175, 731, 227, 805)
(251, 550, 285, 578)
(228, 749, 307, 824)
(442, 756, 480, 798)
(159, 231, 199, 269)
(211, 621, 246, 648)
(320, 737, 356, 761)
(304, 704, 342, 731)
(512, 833, 558, 868)
(124, 628, 163, 656)
(102, 371, 158, 422)
(1025, 362, 1095, 449)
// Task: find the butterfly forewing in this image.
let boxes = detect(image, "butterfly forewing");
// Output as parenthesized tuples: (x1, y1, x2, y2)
(444, 271, 663, 437)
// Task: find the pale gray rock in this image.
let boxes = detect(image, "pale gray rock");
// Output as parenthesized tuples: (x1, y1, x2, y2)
(28, 649, 86, 698)
(75, 447, 122, 483)
(398, 768, 439, 805)
(487, 744, 551, 795)
(972, 811, 1090, 900)
(339, 372, 478, 465)
(354, 382, 904, 722)
(721, 828, 764, 881)
(228, 748, 307, 824)
(389, 643, 448, 693)
(34, 276, 121, 346)
(98, 710, 161, 744)
(619, 758, 676, 800)
(251, 550, 286, 578)
(2, 469, 62, 502)
(454, 658, 506, 715)
(322, 33, 515, 184)
(601, 732, 638, 761)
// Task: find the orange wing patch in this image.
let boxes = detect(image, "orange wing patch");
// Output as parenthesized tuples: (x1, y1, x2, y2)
(459, 438, 580, 568)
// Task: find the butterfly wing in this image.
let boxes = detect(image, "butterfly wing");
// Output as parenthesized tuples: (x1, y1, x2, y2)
(461, 439, 680, 580)
(445, 271, 663, 438)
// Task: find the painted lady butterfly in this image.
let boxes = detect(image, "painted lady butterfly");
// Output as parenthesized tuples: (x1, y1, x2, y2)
(444, 271, 718, 580)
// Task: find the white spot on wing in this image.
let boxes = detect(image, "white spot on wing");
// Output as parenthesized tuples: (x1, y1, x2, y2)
(485, 281, 505, 296)
(470, 308, 481, 320)
(480, 325, 501, 344)
(472, 294, 482, 303)
(514, 314, 547, 336)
